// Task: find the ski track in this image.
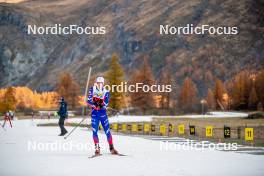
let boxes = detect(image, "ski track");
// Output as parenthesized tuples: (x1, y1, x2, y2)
(0, 120, 264, 176)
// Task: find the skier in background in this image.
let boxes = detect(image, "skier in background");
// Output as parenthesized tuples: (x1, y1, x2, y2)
(48, 112, 51, 120)
(31, 112, 34, 120)
(2, 111, 12, 128)
(87, 76, 118, 155)
(9, 111, 14, 120)
(57, 97, 68, 136)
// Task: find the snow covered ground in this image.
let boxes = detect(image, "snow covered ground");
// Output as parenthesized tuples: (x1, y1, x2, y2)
(0, 120, 264, 176)
(33, 111, 249, 126)
(160, 111, 249, 119)
(206, 111, 249, 118)
(33, 115, 153, 126)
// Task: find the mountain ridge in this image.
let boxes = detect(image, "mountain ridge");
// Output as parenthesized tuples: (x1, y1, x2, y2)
(0, 0, 263, 94)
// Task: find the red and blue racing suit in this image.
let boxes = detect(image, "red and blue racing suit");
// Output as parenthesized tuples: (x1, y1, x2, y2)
(87, 86, 113, 145)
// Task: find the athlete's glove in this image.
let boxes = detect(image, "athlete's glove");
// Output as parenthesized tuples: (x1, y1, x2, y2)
(92, 97, 104, 109)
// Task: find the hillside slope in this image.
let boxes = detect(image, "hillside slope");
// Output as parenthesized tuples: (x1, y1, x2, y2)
(0, 0, 263, 92)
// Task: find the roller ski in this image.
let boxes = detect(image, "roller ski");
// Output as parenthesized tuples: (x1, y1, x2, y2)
(89, 144, 125, 158)
(109, 144, 125, 156)
(89, 144, 102, 158)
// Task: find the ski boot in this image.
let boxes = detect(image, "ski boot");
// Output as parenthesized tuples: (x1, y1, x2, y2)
(109, 144, 118, 155)
(95, 144, 101, 156)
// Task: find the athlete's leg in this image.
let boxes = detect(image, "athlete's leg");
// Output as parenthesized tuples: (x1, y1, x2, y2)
(2, 119, 6, 127)
(100, 113, 113, 145)
(91, 112, 100, 144)
(8, 117, 12, 128)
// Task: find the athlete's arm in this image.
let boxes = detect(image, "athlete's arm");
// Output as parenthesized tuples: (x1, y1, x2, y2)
(87, 87, 95, 107)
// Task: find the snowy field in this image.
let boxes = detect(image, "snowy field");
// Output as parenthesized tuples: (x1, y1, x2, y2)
(159, 111, 249, 119)
(33, 111, 249, 126)
(35, 115, 153, 125)
(0, 120, 264, 176)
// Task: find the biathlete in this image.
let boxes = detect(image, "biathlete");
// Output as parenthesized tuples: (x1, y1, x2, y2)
(87, 76, 118, 155)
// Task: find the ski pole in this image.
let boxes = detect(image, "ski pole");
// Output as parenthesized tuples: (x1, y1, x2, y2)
(1, 123, 6, 131)
(107, 107, 120, 116)
(1, 121, 7, 131)
(64, 117, 86, 139)
(82, 67, 92, 116)
(64, 67, 92, 139)
(107, 107, 119, 112)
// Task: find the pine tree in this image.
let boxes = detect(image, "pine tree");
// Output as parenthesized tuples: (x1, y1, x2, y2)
(255, 70, 264, 107)
(248, 87, 258, 110)
(206, 88, 215, 110)
(214, 79, 225, 110)
(0, 86, 58, 111)
(159, 66, 172, 110)
(179, 77, 198, 112)
(130, 57, 156, 114)
(230, 71, 252, 110)
(56, 72, 80, 109)
(105, 53, 125, 110)
(2, 87, 17, 112)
